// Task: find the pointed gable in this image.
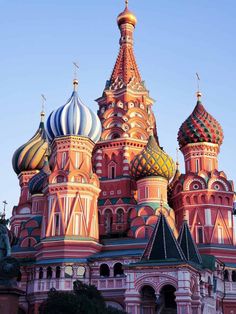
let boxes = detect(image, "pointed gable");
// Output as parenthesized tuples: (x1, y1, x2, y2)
(141, 213, 185, 261)
(178, 220, 202, 265)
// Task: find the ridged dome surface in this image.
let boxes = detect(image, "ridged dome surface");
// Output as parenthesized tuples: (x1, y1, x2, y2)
(178, 100, 224, 149)
(117, 7, 137, 27)
(12, 119, 48, 175)
(46, 84, 101, 143)
(130, 136, 175, 181)
(28, 158, 50, 195)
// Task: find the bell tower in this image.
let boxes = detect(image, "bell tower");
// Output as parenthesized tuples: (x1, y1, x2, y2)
(170, 92, 235, 262)
(94, 3, 159, 237)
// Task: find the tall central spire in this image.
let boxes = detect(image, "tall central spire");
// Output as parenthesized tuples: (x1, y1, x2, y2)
(109, 3, 142, 89)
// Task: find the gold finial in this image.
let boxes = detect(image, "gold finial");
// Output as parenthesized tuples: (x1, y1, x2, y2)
(41, 94, 46, 122)
(125, 0, 128, 8)
(196, 73, 202, 100)
(73, 62, 79, 91)
(176, 148, 179, 170)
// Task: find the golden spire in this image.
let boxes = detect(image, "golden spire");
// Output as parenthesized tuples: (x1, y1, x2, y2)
(73, 62, 79, 91)
(125, 0, 128, 8)
(196, 72, 202, 101)
(41, 94, 46, 122)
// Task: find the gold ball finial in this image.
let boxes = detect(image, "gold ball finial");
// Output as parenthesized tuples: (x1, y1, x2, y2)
(73, 79, 79, 91)
(40, 110, 45, 122)
(196, 91, 202, 101)
(117, 1, 137, 27)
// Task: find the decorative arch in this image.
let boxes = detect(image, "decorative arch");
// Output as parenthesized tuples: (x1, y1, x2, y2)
(138, 206, 154, 217)
(135, 225, 153, 238)
(116, 208, 124, 223)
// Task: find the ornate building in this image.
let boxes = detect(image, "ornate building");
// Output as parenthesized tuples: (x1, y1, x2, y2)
(10, 2, 236, 314)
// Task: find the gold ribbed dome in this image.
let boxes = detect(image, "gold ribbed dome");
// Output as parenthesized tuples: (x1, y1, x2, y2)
(130, 136, 175, 181)
(117, 6, 137, 27)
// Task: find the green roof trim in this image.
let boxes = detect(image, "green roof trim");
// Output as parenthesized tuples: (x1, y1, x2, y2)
(201, 254, 216, 271)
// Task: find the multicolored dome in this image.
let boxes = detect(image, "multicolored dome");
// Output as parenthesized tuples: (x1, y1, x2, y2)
(12, 113, 48, 175)
(28, 157, 50, 195)
(46, 80, 102, 143)
(130, 136, 175, 181)
(178, 94, 224, 148)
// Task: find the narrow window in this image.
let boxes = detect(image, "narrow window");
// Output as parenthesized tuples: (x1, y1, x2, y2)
(197, 227, 204, 244)
(195, 159, 199, 172)
(53, 214, 60, 236)
(205, 208, 212, 226)
(228, 211, 232, 228)
(74, 214, 80, 235)
(75, 152, 79, 169)
(61, 152, 66, 169)
(111, 166, 115, 179)
(218, 226, 224, 244)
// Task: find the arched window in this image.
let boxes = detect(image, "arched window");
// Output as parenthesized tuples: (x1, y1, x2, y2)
(61, 152, 67, 169)
(47, 266, 52, 279)
(104, 209, 112, 234)
(17, 271, 22, 282)
(56, 266, 61, 279)
(114, 263, 124, 277)
(77, 266, 86, 277)
(39, 267, 43, 280)
(224, 270, 229, 281)
(100, 264, 110, 277)
(159, 285, 177, 310)
(140, 285, 156, 314)
(108, 162, 116, 179)
(116, 208, 124, 224)
(65, 266, 73, 278)
(232, 271, 236, 282)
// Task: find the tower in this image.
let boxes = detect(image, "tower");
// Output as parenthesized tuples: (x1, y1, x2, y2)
(93, 3, 158, 236)
(129, 135, 177, 238)
(11, 111, 48, 237)
(170, 92, 235, 262)
(36, 79, 102, 259)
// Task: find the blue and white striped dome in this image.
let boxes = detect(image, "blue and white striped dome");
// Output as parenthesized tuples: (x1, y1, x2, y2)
(46, 81, 101, 143)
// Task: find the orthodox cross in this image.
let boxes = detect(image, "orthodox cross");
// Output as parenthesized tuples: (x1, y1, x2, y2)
(2, 200, 7, 218)
(41, 94, 46, 122)
(73, 62, 79, 80)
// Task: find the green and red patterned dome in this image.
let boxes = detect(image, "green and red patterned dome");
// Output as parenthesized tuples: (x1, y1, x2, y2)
(178, 93, 224, 149)
(130, 135, 175, 181)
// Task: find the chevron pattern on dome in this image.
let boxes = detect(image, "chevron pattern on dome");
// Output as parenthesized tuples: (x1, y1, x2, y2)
(130, 136, 175, 181)
(178, 100, 224, 148)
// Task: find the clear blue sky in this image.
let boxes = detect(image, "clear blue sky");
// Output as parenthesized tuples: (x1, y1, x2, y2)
(0, 0, 235, 217)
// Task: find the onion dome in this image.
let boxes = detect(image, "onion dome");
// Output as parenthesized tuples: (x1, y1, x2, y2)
(28, 155, 50, 195)
(178, 92, 224, 149)
(130, 135, 175, 181)
(117, 1, 137, 27)
(12, 112, 48, 175)
(46, 80, 101, 143)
